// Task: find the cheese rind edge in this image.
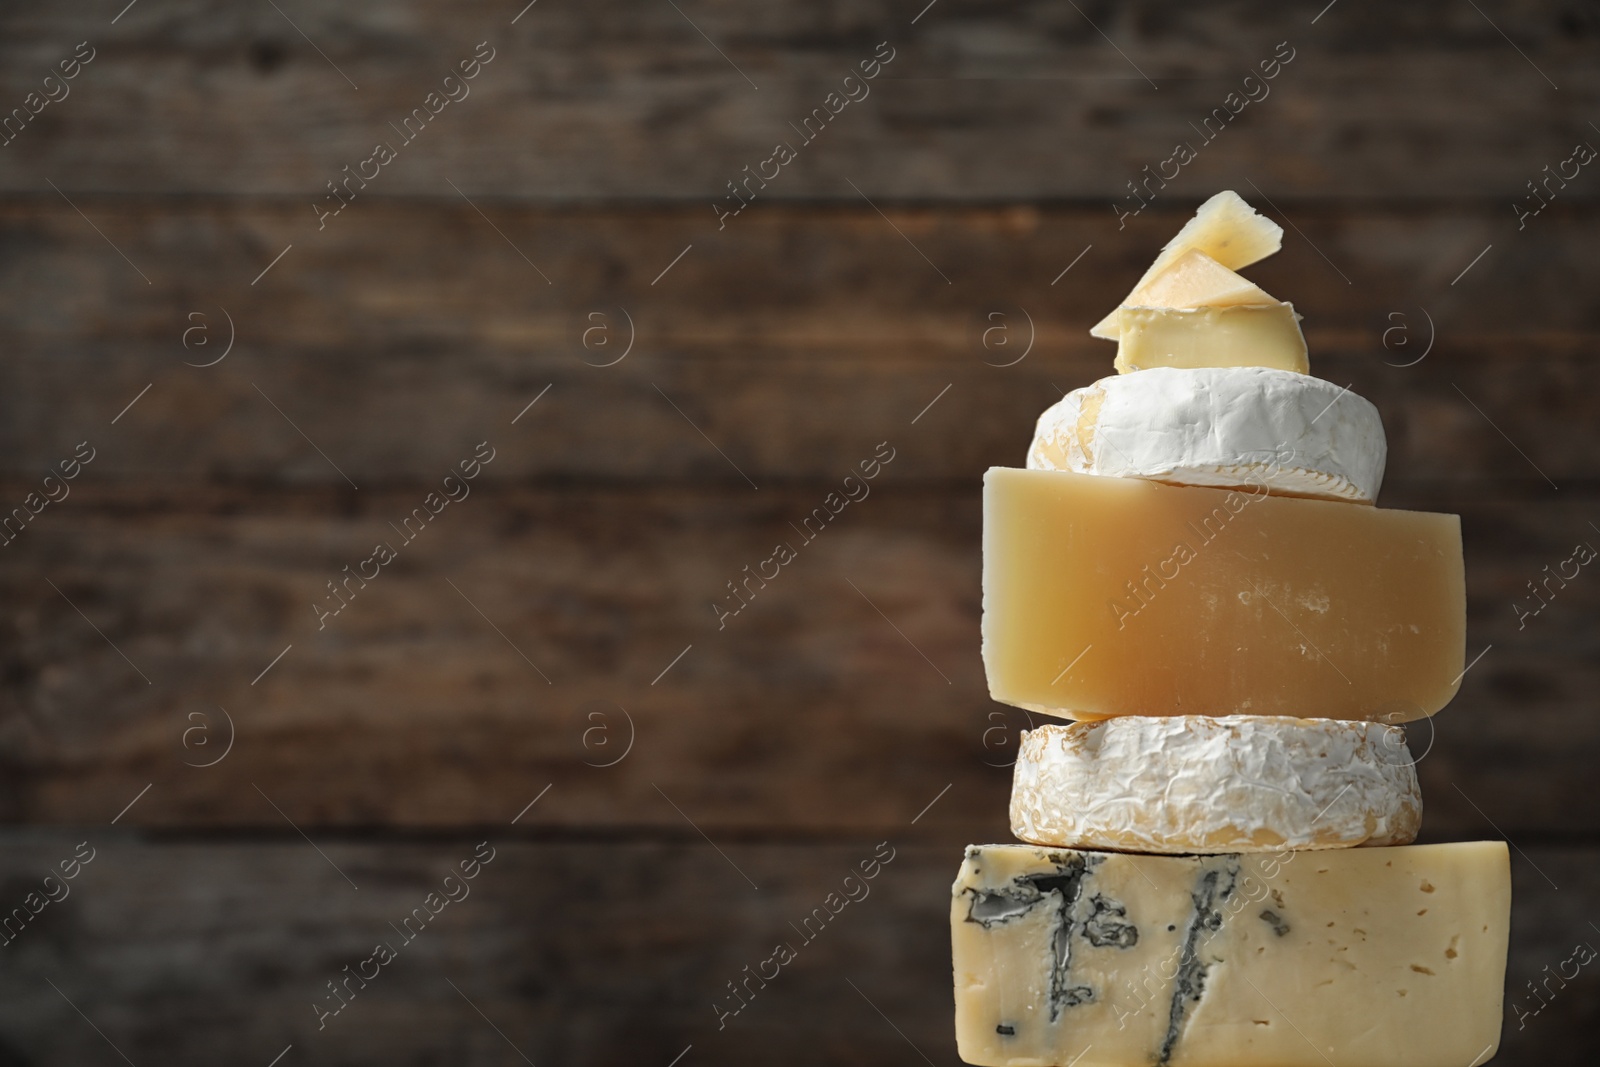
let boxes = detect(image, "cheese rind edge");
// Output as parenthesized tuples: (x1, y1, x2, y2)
(1010, 716, 1422, 853)
(1026, 367, 1387, 503)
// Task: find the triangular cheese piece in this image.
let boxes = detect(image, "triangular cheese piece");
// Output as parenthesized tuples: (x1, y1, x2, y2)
(1090, 190, 1283, 340)
(1133, 248, 1278, 309)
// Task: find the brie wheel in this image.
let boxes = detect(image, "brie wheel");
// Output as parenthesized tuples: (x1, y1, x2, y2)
(1027, 366, 1386, 503)
(1010, 716, 1422, 854)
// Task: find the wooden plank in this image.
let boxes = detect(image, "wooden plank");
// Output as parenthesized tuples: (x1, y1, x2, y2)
(0, 838, 960, 1065)
(1, 486, 1594, 837)
(0, 3, 1588, 1060)
(0, 836, 1587, 1064)
(2, 337, 1591, 491)
(0, 1, 1592, 199)
(0, 201, 1596, 488)
(3, 200, 1598, 347)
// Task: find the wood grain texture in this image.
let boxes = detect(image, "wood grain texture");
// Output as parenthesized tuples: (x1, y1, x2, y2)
(0, 0, 1595, 1060)
(0, 1, 1596, 199)
(5, 337, 1587, 489)
(5, 199, 1599, 346)
(0, 836, 1586, 1066)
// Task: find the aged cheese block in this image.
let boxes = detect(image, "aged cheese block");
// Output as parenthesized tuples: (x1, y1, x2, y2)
(1091, 191, 1284, 340)
(1114, 304, 1309, 375)
(1026, 367, 1386, 503)
(951, 842, 1510, 1067)
(982, 467, 1464, 721)
(1010, 717, 1422, 853)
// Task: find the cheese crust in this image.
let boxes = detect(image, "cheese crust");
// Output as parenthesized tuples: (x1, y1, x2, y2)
(1010, 716, 1422, 854)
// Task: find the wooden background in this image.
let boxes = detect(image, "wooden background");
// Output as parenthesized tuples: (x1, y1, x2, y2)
(1, 0, 1596, 1063)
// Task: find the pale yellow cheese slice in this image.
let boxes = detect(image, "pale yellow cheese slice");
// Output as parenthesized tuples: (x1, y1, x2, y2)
(1091, 190, 1283, 340)
(1113, 303, 1309, 374)
(1132, 248, 1276, 309)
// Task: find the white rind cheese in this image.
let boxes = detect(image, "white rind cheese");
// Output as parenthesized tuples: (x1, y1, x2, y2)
(951, 842, 1510, 1067)
(1010, 717, 1422, 853)
(1027, 366, 1387, 503)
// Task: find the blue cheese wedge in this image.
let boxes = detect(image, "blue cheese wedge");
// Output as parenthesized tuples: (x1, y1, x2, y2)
(951, 842, 1509, 1067)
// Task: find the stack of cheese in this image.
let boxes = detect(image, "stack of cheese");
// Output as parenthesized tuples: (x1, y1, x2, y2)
(952, 192, 1511, 1067)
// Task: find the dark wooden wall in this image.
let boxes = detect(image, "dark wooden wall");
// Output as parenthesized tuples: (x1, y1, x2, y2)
(0, 1, 1597, 1063)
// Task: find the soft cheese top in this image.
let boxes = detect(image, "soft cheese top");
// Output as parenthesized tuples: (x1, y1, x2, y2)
(1028, 366, 1387, 503)
(1032, 190, 1387, 501)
